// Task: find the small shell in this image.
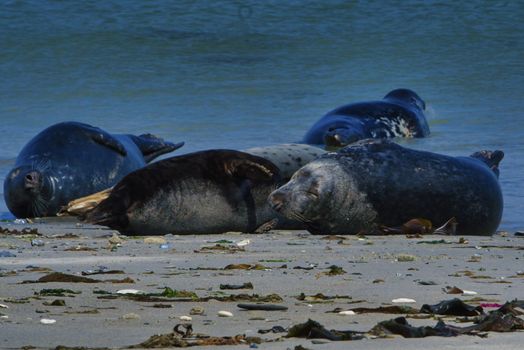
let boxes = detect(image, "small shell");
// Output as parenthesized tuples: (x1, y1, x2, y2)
(462, 290, 478, 296)
(179, 315, 192, 321)
(338, 310, 356, 316)
(116, 289, 144, 295)
(392, 298, 416, 303)
(40, 318, 57, 325)
(217, 310, 233, 317)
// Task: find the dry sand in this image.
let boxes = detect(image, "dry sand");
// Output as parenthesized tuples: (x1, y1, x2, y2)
(0, 217, 522, 349)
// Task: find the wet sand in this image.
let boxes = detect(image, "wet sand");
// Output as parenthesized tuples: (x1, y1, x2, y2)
(0, 217, 522, 349)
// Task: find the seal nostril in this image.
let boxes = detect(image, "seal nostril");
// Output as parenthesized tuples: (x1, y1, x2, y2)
(26, 174, 33, 181)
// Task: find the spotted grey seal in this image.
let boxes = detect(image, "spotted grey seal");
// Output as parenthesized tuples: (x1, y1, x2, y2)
(269, 139, 503, 236)
(84, 149, 302, 235)
(244, 143, 325, 180)
(4, 122, 184, 218)
(303, 89, 430, 148)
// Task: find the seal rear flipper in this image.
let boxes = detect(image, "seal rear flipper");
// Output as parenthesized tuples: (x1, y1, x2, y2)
(58, 187, 113, 217)
(470, 150, 504, 178)
(83, 192, 130, 232)
(84, 126, 128, 156)
(131, 134, 185, 163)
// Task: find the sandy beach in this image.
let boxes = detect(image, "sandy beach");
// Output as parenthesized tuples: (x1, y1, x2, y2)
(0, 218, 522, 349)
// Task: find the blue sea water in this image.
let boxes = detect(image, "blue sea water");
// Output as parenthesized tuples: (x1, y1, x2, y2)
(0, 0, 522, 231)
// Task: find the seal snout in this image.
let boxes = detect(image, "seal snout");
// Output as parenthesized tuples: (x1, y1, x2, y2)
(268, 191, 286, 213)
(24, 171, 41, 191)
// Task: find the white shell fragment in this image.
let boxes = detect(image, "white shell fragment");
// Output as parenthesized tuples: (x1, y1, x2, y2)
(462, 290, 478, 296)
(0, 304, 9, 309)
(236, 239, 251, 247)
(116, 289, 145, 295)
(40, 318, 57, 325)
(218, 310, 233, 317)
(179, 315, 192, 321)
(392, 298, 416, 303)
(338, 310, 356, 316)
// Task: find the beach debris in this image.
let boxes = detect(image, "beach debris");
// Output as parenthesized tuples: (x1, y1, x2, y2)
(349, 305, 419, 314)
(159, 243, 171, 249)
(0, 226, 39, 236)
(218, 310, 233, 317)
(121, 313, 141, 320)
(433, 217, 458, 235)
(144, 236, 166, 244)
(285, 319, 365, 341)
(338, 310, 356, 316)
(23, 272, 134, 284)
(224, 263, 269, 270)
(108, 233, 124, 245)
(315, 265, 346, 278)
(64, 245, 97, 252)
(462, 290, 478, 296)
(442, 286, 464, 294)
(190, 307, 205, 315)
(0, 303, 8, 309)
(160, 287, 198, 299)
(37, 289, 81, 297)
(236, 239, 251, 247)
(380, 218, 433, 235)
(116, 289, 145, 295)
(416, 280, 438, 285)
(82, 267, 125, 276)
(128, 324, 261, 348)
(220, 282, 254, 290)
(31, 239, 45, 247)
(392, 298, 416, 303)
(515, 231, 524, 237)
(395, 254, 416, 262)
(194, 243, 245, 254)
(237, 303, 288, 311)
(43, 299, 66, 306)
(179, 315, 192, 322)
(40, 318, 57, 325)
(258, 325, 287, 334)
(420, 298, 484, 316)
(0, 251, 16, 257)
(296, 293, 353, 303)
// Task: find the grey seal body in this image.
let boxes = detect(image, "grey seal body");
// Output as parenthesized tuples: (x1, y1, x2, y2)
(4, 122, 183, 218)
(244, 143, 326, 181)
(303, 89, 430, 147)
(84, 149, 303, 235)
(269, 139, 503, 236)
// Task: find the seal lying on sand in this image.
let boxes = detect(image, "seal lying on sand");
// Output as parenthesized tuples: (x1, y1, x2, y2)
(84, 150, 302, 235)
(269, 139, 503, 236)
(61, 143, 325, 217)
(303, 89, 430, 148)
(4, 122, 184, 218)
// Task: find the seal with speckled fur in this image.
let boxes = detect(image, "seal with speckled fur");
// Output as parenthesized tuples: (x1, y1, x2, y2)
(303, 89, 430, 147)
(84, 149, 303, 235)
(269, 139, 503, 236)
(60, 143, 325, 217)
(4, 122, 184, 218)
(244, 143, 325, 180)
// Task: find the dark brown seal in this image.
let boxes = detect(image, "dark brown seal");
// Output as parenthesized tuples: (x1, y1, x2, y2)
(84, 149, 300, 235)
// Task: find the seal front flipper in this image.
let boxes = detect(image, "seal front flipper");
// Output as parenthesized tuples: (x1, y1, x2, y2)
(83, 125, 128, 156)
(131, 134, 184, 163)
